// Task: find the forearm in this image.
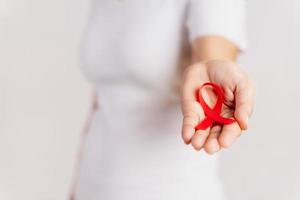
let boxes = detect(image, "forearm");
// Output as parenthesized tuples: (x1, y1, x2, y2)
(191, 36, 238, 63)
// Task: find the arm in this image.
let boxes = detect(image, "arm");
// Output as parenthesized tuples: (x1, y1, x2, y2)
(191, 35, 238, 62)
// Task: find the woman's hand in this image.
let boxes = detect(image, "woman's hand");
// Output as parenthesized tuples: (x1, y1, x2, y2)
(181, 60, 255, 154)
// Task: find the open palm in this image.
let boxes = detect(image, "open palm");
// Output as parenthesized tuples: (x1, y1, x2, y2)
(181, 60, 254, 154)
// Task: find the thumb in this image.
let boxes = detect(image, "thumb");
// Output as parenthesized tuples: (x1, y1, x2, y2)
(234, 81, 254, 130)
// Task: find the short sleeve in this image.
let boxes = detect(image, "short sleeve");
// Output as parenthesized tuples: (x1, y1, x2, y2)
(186, 0, 247, 52)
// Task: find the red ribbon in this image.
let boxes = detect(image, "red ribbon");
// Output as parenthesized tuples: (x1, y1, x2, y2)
(195, 82, 236, 130)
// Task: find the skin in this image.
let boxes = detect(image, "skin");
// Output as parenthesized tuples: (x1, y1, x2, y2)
(181, 35, 255, 154)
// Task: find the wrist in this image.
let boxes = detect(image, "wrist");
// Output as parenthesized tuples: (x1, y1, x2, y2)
(192, 59, 237, 69)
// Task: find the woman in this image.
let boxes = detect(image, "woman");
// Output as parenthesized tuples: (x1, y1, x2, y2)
(70, 0, 254, 199)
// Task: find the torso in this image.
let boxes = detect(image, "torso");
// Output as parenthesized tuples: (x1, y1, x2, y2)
(73, 1, 224, 199)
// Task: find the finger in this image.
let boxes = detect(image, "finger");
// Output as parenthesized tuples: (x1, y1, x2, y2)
(181, 101, 204, 144)
(204, 125, 222, 154)
(182, 111, 199, 144)
(218, 122, 242, 149)
(180, 64, 209, 146)
(234, 81, 255, 130)
(191, 128, 210, 151)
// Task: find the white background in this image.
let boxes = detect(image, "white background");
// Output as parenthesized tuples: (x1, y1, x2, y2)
(1, 0, 300, 200)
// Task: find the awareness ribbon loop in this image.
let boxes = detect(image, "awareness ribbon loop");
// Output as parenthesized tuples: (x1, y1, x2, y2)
(195, 82, 236, 130)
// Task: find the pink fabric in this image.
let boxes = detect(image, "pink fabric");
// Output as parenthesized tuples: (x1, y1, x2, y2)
(68, 91, 99, 200)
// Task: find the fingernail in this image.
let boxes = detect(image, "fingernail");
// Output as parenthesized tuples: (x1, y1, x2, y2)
(184, 139, 189, 145)
(182, 126, 195, 145)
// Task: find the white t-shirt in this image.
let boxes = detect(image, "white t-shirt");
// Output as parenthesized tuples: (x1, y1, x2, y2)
(72, 0, 246, 199)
